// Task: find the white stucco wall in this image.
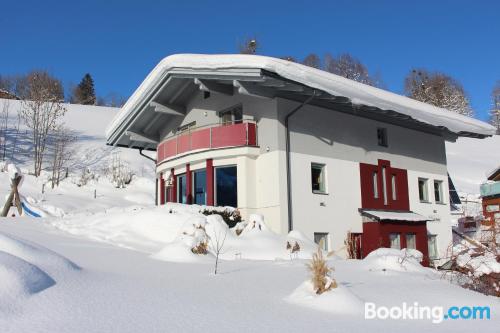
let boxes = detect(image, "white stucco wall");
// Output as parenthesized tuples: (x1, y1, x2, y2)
(155, 91, 455, 260)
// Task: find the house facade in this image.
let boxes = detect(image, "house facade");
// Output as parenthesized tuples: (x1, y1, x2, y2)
(106, 54, 495, 264)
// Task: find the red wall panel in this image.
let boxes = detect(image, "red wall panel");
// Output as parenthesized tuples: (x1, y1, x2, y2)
(359, 160, 409, 211)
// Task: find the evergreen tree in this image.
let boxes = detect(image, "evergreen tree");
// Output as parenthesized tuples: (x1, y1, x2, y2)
(73, 73, 96, 105)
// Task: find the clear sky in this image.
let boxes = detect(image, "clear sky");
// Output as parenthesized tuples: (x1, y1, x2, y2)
(1, 0, 498, 120)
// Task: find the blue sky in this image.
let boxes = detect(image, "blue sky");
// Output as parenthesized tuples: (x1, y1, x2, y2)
(1, 0, 498, 120)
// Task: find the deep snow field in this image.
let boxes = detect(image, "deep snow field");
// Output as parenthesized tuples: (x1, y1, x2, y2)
(0, 216, 498, 333)
(0, 98, 499, 332)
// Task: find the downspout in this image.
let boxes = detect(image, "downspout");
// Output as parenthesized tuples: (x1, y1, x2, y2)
(285, 90, 318, 232)
(139, 148, 158, 204)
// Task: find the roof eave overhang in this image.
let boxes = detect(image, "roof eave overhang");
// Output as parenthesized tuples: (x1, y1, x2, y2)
(106, 66, 492, 150)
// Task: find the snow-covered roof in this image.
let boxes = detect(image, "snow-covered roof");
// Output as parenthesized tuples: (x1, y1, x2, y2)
(361, 210, 429, 222)
(106, 54, 495, 147)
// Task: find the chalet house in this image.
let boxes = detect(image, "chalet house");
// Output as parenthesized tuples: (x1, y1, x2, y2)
(481, 165, 500, 225)
(106, 54, 495, 264)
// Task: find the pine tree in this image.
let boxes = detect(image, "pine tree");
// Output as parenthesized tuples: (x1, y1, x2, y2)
(73, 73, 96, 105)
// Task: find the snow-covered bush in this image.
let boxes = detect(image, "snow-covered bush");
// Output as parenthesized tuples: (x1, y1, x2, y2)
(76, 167, 99, 187)
(446, 246, 500, 297)
(307, 248, 337, 295)
(201, 207, 241, 228)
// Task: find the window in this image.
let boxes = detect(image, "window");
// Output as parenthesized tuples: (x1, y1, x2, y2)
(177, 174, 187, 204)
(203, 91, 210, 99)
(192, 169, 207, 205)
(418, 178, 429, 202)
(377, 128, 388, 147)
(434, 180, 443, 203)
(391, 174, 397, 201)
(389, 233, 401, 249)
(486, 204, 500, 212)
(314, 233, 329, 251)
(311, 163, 326, 194)
(373, 172, 379, 198)
(215, 166, 237, 207)
(219, 105, 243, 125)
(428, 235, 438, 259)
(406, 233, 416, 249)
(382, 167, 388, 205)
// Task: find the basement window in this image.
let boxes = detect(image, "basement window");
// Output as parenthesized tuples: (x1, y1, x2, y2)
(311, 163, 326, 194)
(377, 128, 388, 147)
(406, 233, 416, 250)
(314, 233, 329, 251)
(389, 233, 401, 249)
(428, 235, 438, 259)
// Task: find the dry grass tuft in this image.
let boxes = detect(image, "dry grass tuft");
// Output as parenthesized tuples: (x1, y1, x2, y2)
(307, 248, 337, 294)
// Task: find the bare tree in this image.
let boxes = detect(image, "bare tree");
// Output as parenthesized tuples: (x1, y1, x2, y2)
(404, 69, 474, 117)
(19, 71, 67, 176)
(0, 100, 9, 161)
(10, 113, 22, 160)
(239, 37, 259, 55)
(489, 81, 500, 134)
(324, 53, 377, 86)
(302, 53, 321, 69)
(50, 126, 76, 188)
(209, 228, 227, 275)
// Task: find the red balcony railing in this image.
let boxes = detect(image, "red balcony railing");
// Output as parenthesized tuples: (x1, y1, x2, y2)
(157, 121, 257, 164)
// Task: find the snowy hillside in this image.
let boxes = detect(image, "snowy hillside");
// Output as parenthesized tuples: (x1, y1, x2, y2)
(0, 98, 156, 216)
(446, 135, 500, 194)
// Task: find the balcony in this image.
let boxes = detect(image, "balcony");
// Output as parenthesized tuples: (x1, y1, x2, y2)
(480, 181, 500, 198)
(157, 121, 257, 164)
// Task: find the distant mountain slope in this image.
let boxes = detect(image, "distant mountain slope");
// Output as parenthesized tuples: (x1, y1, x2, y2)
(446, 135, 500, 195)
(0, 98, 155, 177)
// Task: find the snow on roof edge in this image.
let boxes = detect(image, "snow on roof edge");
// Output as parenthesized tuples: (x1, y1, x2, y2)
(106, 54, 496, 142)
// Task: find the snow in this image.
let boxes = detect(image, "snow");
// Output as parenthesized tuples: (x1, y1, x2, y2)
(446, 134, 500, 194)
(286, 280, 364, 315)
(0, 219, 498, 332)
(6, 163, 21, 180)
(0, 251, 55, 303)
(0, 96, 498, 331)
(107, 54, 495, 143)
(361, 248, 426, 273)
(456, 250, 500, 277)
(362, 210, 428, 222)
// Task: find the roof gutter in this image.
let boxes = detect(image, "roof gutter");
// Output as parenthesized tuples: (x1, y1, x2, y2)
(285, 90, 318, 232)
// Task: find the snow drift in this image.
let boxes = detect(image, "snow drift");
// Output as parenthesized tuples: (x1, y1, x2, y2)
(361, 248, 426, 273)
(286, 280, 364, 315)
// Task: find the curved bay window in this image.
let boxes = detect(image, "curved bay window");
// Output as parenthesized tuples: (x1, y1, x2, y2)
(193, 169, 207, 205)
(215, 166, 237, 207)
(177, 174, 187, 204)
